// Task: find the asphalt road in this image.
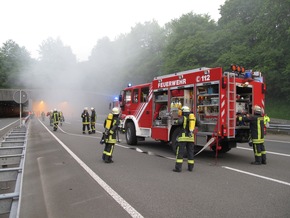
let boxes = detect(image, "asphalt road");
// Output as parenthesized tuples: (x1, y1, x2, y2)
(6, 117, 290, 218)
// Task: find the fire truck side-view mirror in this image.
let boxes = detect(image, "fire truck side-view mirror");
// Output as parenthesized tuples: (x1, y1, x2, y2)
(119, 94, 125, 108)
(262, 83, 266, 94)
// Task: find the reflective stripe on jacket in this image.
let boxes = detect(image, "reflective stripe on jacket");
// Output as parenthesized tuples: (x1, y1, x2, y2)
(241, 114, 264, 144)
(177, 116, 194, 142)
(104, 116, 120, 144)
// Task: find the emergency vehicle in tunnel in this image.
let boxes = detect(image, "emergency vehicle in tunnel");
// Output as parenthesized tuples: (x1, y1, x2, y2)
(118, 65, 266, 153)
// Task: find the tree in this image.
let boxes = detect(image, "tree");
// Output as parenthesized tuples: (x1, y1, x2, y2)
(162, 13, 218, 73)
(28, 37, 78, 89)
(121, 20, 166, 84)
(87, 20, 165, 95)
(216, 0, 290, 102)
(38, 37, 76, 69)
(0, 40, 31, 88)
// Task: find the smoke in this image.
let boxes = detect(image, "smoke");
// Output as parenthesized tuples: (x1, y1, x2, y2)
(15, 38, 121, 119)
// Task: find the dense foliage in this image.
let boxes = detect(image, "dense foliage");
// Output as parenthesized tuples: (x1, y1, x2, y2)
(0, 0, 289, 117)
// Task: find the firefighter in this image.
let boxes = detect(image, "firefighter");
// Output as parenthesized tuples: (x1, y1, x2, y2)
(264, 114, 270, 127)
(90, 107, 97, 133)
(81, 107, 91, 134)
(102, 107, 120, 163)
(41, 111, 45, 121)
(173, 106, 196, 172)
(59, 110, 65, 126)
(239, 105, 266, 165)
(264, 113, 270, 135)
(48, 109, 53, 126)
(52, 108, 60, 131)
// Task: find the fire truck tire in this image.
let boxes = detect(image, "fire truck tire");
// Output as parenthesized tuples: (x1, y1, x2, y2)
(170, 127, 181, 153)
(126, 122, 138, 145)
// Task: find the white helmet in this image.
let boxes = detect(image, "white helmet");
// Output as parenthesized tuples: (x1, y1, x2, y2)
(84, 107, 88, 111)
(91, 107, 94, 110)
(54, 108, 57, 111)
(181, 106, 190, 113)
(254, 105, 262, 114)
(112, 107, 120, 115)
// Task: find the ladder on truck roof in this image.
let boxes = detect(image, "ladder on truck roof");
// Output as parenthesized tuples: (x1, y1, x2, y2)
(227, 73, 236, 138)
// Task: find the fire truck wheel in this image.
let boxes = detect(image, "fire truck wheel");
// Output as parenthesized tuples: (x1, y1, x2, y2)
(171, 127, 181, 153)
(126, 122, 138, 145)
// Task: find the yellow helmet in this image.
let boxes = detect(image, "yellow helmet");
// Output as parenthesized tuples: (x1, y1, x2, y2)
(181, 106, 190, 113)
(112, 107, 120, 115)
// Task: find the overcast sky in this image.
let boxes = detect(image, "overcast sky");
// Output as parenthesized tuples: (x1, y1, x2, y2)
(1, 0, 226, 61)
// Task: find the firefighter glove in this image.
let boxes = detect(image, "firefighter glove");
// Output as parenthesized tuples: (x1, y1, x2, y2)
(189, 131, 193, 137)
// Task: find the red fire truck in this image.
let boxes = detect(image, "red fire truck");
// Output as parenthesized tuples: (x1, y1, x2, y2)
(118, 66, 266, 153)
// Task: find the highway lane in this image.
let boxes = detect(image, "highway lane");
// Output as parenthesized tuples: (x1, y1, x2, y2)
(0, 118, 19, 137)
(19, 117, 290, 218)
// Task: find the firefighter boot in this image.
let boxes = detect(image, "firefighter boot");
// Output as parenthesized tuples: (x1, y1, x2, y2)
(105, 156, 113, 163)
(188, 163, 194, 172)
(104, 155, 109, 163)
(251, 156, 262, 165)
(173, 163, 182, 172)
(262, 154, 267, 165)
(107, 156, 114, 163)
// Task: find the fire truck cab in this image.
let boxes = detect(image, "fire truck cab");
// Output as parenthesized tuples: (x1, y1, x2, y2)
(118, 66, 265, 153)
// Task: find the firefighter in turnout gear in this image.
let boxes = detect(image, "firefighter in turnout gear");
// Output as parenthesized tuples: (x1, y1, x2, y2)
(90, 107, 97, 133)
(173, 106, 196, 172)
(102, 107, 120, 163)
(48, 109, 53, 126)
(59, 111, 65, 126)
(239, 105, 266, 165)
(81, 107, 91, 134)
(264, 113, 270, 135)
(52, 109, 60, 131)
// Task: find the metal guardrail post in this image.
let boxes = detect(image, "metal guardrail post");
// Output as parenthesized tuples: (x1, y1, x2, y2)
(267, 123, 290, 134)
(0, 123, 28, 217)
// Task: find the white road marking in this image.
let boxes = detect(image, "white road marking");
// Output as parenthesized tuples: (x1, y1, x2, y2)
(37, 157, 54, 218)
(0, 119, 19, 131)
(222, 166, 290, 187)
(237, 146, 290, 157)
(265, 139, 290, 144)
(39, 121, 144, 218)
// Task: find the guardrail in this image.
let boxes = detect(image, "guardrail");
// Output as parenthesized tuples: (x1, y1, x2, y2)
(0, 123, 28, 217)
(268, 123, 290, 134)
